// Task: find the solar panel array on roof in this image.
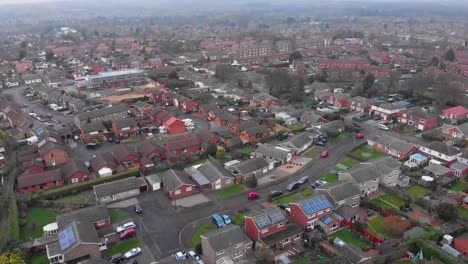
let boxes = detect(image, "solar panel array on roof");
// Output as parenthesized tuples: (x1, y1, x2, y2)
(300, 197, 332, 215)
(255, 214, 272, 229)
(269, 210, 286, 224)
(320, 216, 332, 225)
(58, 226, 76, 251)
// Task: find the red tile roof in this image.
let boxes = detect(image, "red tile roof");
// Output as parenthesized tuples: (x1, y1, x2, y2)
(443, 106, 468, 116)
(18, 169, 62, 188)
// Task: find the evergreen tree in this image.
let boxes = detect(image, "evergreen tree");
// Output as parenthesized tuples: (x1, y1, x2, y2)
(445, 48, 456, 62)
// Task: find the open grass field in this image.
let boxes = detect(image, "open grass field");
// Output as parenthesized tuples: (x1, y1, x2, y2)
(30, 255, 48, 264)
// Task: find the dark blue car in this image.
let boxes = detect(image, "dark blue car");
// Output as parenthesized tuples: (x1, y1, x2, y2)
(315, 141, 326, 146)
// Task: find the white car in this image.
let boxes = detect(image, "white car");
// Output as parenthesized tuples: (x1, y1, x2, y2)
(124, 247, 141, 259)
(116, 222, 136, 233)
(174, 251, 186, 260)
(378, 124, 389, 131)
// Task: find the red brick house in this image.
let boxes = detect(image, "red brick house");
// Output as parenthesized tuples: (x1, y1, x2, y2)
(148, 90, 165, 104)
(369, 49, 390, 64)
(397, 107, 438, 131)
(328, 93, 351, 108)
(453, 238, 468, 256)
(22, 159, 45, 173)
(164, 137, 201, 155)
(62, 159, 90, 184)
(349, 96, 373, 113)
(138, 139, 165, 161)
(18, 169, 63, 193)
(289, 196, 335, 232)
(251, 93, 280, 108)
(231, 120, 260, 136)
(162, 169, 199, 199)
(240, 125, 270, 142)
(441, 106, 468, 122)
(163, 117, 186, 135)
(131, 101, 153, 116)
(80, 122, 107, 144)
(196, 130, 220, 145)
(367, 134, 419, 159)
(18, 148, 40, 162)
(112, 118, 138, 138)
(174, 94, 199, 112)
(244, 209, 302, 250)
(316, 59, 370, 70)
(90, 153, 117, 178)
(210, 109, 240, 127)
(112, 144, 141, 169)
(161, 92, 176, 106)
(39, 142, 69, 167)
(442, 123, 468, 140)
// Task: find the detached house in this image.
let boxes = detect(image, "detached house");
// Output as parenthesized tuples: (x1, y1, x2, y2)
(162, 169, 198, 199)
(131, 101, 153, 116)
(300, 111, 326, 127)
(90, 153, 117, 178)
(367, 135, 418, 159)
(254, 143, 292, 167)
(112, 118, 138, 138)
(451, 151, 468, 178)
(62, 159, 90, 184)
(112, 144, 141, 169)
(328, 93, 351, 108)
(244, 209, 302, 250)
(80, 122, 107, 144)
(4, 76, 20, 87)
(370, 103, 406, 121)
(56, 204, 110, 230)
(397, 107, 438, 131)
(289, 196, 335, 231)
(195, 159, 235, 190)
(441, 106, 468, 123)
(211, 109, 240, 127)
(39, 142, 69, 167)
(93, 176, 146, 204)
(138, 139, 165, 162)
(419, 141, 461, 165)
(240, 125, 270, 142)
(22, 74, 42, 84)
(227, 157, 270, 180)
(279, 132, 317, 155)
(251, 93, 280, 108)
(231, 120, 259, 135)
(165, 136, 201, 155)
(442, 123, 468, 143)
(316, 181, 360, 223)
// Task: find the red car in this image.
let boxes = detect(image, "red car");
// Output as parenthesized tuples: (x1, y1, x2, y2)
(248, 192, 260, 200)
(120, 228, 136, 239)
(321, 150, 329, 158)
(355, 133, 365, 139)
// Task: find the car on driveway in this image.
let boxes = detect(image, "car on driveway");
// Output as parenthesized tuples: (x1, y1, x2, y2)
(124, 247, 142, 259)
(248, 192, 260, 200)
(116, 222, 136, 233)
(355, 133, 365, 139)
(287, 182, 300, 191)
(321, 150, 329, 158)
(378, 124, 389, 131)
(109, 253, 124, 263)
(174, 251, 186, 260)
(222, 215, 232, 225)
(186, 251, 199, 259)
(120, 228, 136, 239)
(134, 204, 143, 214)
(211, 214, 225, 228)
(315, 141, 326, 146)
(298, 176, 311, 185)
(270, 190, 283, 198)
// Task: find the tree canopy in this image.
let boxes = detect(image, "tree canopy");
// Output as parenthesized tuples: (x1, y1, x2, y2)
(445, 48, 455, 62)
(362, 73, 375, 90)
(437, 202, 458, 222)
(288, 51, 302, 62)
(0, 249, 27, 264)
(45, 50, 54, 61)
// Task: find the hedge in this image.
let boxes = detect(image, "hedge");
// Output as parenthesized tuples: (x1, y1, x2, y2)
(408, 239, 456, 264)
(9, 195, 20, 241)
(31, 169, 140, 201)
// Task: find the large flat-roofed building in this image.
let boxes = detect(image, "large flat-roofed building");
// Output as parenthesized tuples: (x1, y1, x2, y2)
(87, 69, 146, 89)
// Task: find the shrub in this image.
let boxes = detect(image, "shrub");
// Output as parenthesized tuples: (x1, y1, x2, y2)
(244, 176, 258, 188)
(194, 243, 202, 255)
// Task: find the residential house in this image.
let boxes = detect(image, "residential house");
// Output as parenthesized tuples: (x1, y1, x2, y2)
(18, 169, 63, 193)
(349, 96, 373, 113)
(289, 196, 336, 232)
(80, 122, 107, 144)
(231, 120, 259, 136)
(225, 136, 243, 148)
(173, 94, 199, 112)
(0, 101, 34, 138)
(196, 130, 221, 145)
(441, 106, 468, 123)
(56, 205, 110, 230)
(254, 143, 292, 167)
(195, 159, 235, 190)
(328, 93, 351, 108)
(240, 125, 270, 142)
(367, 134, 418, 159)
(74, 105, 128, 126)
(22, 74, 42, 84)
(453, 237, 468, 256)
(112, 144, 141, 169)
(211, 109, 241, 127)
(227, 157, 270, 181)
(397, 107, 438, 131)
(93, 176, 146, 204)
(300, 111, 326, 127)
(424, 163, 453, 178)
(62, 159, 90, 184)
(112, 118, 138, 138)
(162, 169, 198, 199)
(279, 132, 318, 155)
(201, 225, 253, 264)
(370, 103, 406, 121)
(451, 151, 468, 178)
(318, 120, 346, 136)
(251, 93, 280, 108)
(164, 136, 201, 155)
(138, 139, 165, 162)
(419, 141, 462, 164)
(90, 153, 117, 178)
(131, 101, 153, 116)
(316, 181, 360, 223)
(163, 117, 186, 135)
(244, 209, 302, 250)
(39, 142, 69, 167)
(442, 123, 468, 143)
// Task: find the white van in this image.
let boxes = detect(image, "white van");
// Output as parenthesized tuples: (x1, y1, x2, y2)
(378, 124, 389, 131)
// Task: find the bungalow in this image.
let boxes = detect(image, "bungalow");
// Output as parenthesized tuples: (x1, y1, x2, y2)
(254, 143, 292, 167)
(211, 109, 241, 127)
(367, 134, 418, 159)
(244, 209, 302, 250)
(349, 96, 373, 113)
(231, 120, 259, 135)
(112, 118, 138, 138)
(62, 159, 90, 184)
(442, 123, 468, 142)
(90, 153, 117, 178)
(419, 141, 461, 164)
(112, 144, 141, 169)
(227, 157, 270, 181)
(162, 169, 199, 199)
(279, 132, 318, 155)
(194, 159, 235, 190)
(80, 122, 107, 144)
(289, 196, 335, 231)
(370, 103, 406, 121)
(22, 74, 42, 84)
(240, 125, 270, 142)
(56, 204, 110, 230)
(93, 176, 146, 204)
(441, 106, 468, 123)
(397, 107, 438, 131)
(18, 169, 63, 193)
(300, 111, 326, 127)
(424, 163, 453, 178)
(251, 93, 280, 108)
(318, 120, 346, 136)
(451, 151, 468, 178)
(138, 139, 165, 161)
(316, 181, 360, 223)
(164, 137, 201, 155)
(39, 142, 69, 167)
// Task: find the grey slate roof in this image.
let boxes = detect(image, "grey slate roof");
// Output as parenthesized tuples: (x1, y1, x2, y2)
(232, 157, 269, 175)
(404, 226, 426, 240)
(61, 159, 89, 181)
(227, 136, 243, 146)
(80, 122, 106, 133)
(201, 224, 251, 252)
(335, 204, 358, 219)
(345, 156, 400, 183)
(76, 105, 127, 122)
(300, 111, 325, 124)
(350, 96, 372, 107)
(56, 205, 109, 229)
(255, 143, 290, 160)
(161, 169, 195, 191)
(282, 132, 317, 149)
(458, 122, 468, 135)
(212, 109, 238, 123)
(243, 125, 268, 136)
(424, 163, 452, 175)
(113, 118, 137, 129)
(197, 160, 232, 183)
(93, 176, 144, 198)
(400, 107, 437, 120)
(316, 181, 360, 204)
(371, 134, 416, 154)
(234, 120, 258, 132)
(425, 141, 461, 156)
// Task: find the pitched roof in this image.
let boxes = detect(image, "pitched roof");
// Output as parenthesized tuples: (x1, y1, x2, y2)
(165, 137, 200, 151)
(56, 205, 109, 229)
(255, 143, 290, 160)
(400, 107, 437, 120)
(93, 176, 144, 198)
(316, 181, 360, 204)
(18, 169, 62, 188)
(227, 136, 243, 146)
(138, 139, 163, 159)
(61, 159, 89, 180)
(282, 132, 316, 149)
(234, 120, 258, 132)
(197, 160, 232, 183)
(295, 195, 333, 216)
(80, 122, 106, 133)
(38, 141, 67, 156)
(442, 105, 468, 116)
(76, 105, 127, 122)
(372, 134, 416, 154)
(345, 157, 400, 183)
(349, 96, 373, 107)
(425, 141, 461, 156)
(112, 144, 138, 162)
(196, 129, 218, 143)
(243, 125, 268, 136)
(113, 118, 137, 129)
(424, 163, 452, 175)
(300, 111, 325, 124)
(161, 169, 195, 191)
(201, 224, 251, 252)
(232, 157, 269, 175)
(90, 152, 116, 171)
(212, 109, 238, 123)
(248, 208, 287, 229)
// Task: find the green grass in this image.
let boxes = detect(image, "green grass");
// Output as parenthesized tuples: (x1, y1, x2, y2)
(183, 159, 207, 168)
(339, 156, 361, 168)
(349, 145, 387, 160)
(30, 255, 48, 264)
(240, 146, 253, 155)
(21, 207, 57, 241)
(109, 209, 129, 223)
(273, 189, 314, 204)
(217, 185, 245, 198)
(233, 213, 246, 225)
(55, 195, 85, 203)
(287, 123, 304, 132)
(394, 261, 415, 264)
(406, 186, 429, 199)
(457, 207, 468, 219)
(191, 223, 217, 247)
(304, 147, 324, 158)
(371, 198, 398, 210)
(329, 229, 369, 249)
(326, 132, 353, 144)
(104, 238, 139, 257)
(322, 173, 339, 183)
(368, 216, 385, 237)
(295, 257, 310, 264)
(451, 181, 468, 192)
(380, 194, 406, 208)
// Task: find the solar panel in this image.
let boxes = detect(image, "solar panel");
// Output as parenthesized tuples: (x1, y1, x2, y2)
(58, 226, 76, 251)
(320, 216, 332, 225)
(301, 197, 332, 215)
(255, 214, 272, 229)
(269, 210, 286, 224)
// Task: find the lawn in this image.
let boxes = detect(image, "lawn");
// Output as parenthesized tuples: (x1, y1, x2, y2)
(56, 195, 85, 203)
(457, 207, 468, 219)
(322, 173, 339, 183)
(329, 229, 369, 249)
(304, 147, 324, 158)
(380, 194, 406, 208)
(368, 216, 385, 238)
(30, 255, 48, 264)
(191, 223, 217, 247)
(326, 132, 354, 144)
(406, 186, 429, 199)
(288, 123, 304, 132)
(109, 209, 129, 223)
(104, 238, 140, 258)
(240, 146, 253, 155)
(183, 159, 207, 168)
(21, 207, 57, 241)
(350, 145, 387, 161)
(294, 257, 310, 264)
(217, 185, 245, 198)
(233, 213, 246, 225)
(339, 156, 361, 168)
(273, 189, 314, 204)
(451, 181, 468, 192)
(371, 198, 398, 210)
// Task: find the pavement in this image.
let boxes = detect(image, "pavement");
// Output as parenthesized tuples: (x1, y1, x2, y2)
(107, 198, 139, 208)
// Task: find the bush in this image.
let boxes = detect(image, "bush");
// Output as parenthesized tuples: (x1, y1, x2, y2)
(194, 243, 202, 255)
(436, 203, 458, 222)
(244, 176, 258, 188)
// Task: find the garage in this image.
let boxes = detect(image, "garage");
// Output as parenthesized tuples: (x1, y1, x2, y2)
(144, 174, 162, 191)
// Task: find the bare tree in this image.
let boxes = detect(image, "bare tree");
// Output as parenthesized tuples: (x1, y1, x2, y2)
(265, 69, 292, 98)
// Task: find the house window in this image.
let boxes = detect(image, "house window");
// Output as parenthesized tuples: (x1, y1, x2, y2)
(71, 178, 79, 184)
(174, 190, 181, 195)
(96, 220, 106, 226)
(50, 153, 54, 158)
(277, 223, 284, 228)
(216, 250, 225, 256)
(284, 238, 290, 243)
(186, 187, 193, 192)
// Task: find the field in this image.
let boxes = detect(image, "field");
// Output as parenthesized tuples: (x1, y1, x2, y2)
(349, 145, 387, 161)
(21, 207, 57, 241)
(217, 185, 245, 198)
(451, 182, 468, 192)
(406, 186, 429, 199)
(191, 223, 217, 247)
(104, 238, 140, 257)
(329, 229, 369, 249)
(109, 209, 129, 223)
(304, 147, 324, 158)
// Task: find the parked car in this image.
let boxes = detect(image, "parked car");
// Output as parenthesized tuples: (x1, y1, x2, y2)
(134, 204, 143, 214)
(124, 247, 142, 259)
(222, 215, 232, 225)
(355, 133, 365, 139)
(248, 192, 260, 200)
(321, 150, 329, 158)
(174, 252, 186, 260)
(311, 182, 320, 189)
(86, 143, 97, 149)
(315, 141, 326, 147)
(109, 253, 124, 263)
(211, 214, 225, 228)
(186, 251, 199, 259)
(373, 115, 382, 120)
(120, 228, 136, 239)
(378, 124, 389, 131)
(287, 182, 301, 191)
(270, 190, 283, 198)
(298, 176, 311, 185)
(359, 114, 368, 118)
(116, 222, 136, 233)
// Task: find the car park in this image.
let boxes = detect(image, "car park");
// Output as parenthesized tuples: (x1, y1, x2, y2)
(321, 150, 329, 158)
(120, 228, 136, 239)
(124, 247, 142, 259)
(298, 176, 311, 184)
(222, 215, 232, 225)
(134, 204, 143, 214)
(211, 214, 225, 228)
(116, 222, 136, 233)
(270, 190, 283, 198)
(109, 253, 124, 263)
(248, 192, 260, 200)
(287, 182, 300, 191)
